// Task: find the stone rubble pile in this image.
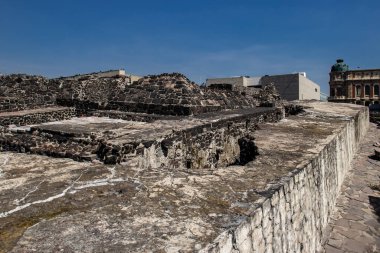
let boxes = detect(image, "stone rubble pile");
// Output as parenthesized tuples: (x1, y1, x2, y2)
(256, 83, 282, 106)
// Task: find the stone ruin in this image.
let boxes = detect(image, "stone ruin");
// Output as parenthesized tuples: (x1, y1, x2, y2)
(0, 71, 371, 252)
(54, 72, 280, 116)
(0, 72, 283, 165)
(0, 74, 59, 112)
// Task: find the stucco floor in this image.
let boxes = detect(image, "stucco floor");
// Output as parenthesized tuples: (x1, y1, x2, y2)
(322, 122, 380, 253)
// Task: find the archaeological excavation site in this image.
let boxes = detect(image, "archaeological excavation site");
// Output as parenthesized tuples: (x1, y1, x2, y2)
(0, 72, 374, 252)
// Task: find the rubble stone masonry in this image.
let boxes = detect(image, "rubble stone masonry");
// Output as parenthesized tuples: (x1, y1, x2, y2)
(201, 103, 369, 253)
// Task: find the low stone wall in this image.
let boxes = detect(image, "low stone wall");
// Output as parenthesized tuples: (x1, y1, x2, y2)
(200, 105, 369, 253)
(0, 134, 98, 162)
(0, 107, 76, 126)
(98, 108, 283, 166)
(90, 110, 167, 122)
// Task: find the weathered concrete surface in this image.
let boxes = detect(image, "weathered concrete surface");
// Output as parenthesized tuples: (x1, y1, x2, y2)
(0, 102, 368, 252)
(322, 122, 380, 253)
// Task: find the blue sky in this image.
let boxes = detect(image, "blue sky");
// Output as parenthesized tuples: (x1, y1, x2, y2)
(1, 0, 379, 93)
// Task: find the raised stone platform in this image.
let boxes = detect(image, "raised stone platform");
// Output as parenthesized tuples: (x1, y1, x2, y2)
(0, 102, 369, 252)
(0, 107, 282, 165)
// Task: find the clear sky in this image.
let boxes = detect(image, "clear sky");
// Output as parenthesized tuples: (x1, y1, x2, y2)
(1, 0, 379, 93)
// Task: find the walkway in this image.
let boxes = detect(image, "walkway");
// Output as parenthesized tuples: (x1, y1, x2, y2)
(323, 122, 380, 253)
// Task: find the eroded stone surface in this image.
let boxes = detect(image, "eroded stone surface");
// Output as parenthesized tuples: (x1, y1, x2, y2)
(0, 102, 369, 252)
(0, 107, 282, 165)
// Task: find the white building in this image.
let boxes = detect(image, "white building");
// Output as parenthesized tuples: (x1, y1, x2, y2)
(260, 73, 320, 101)
(206, 73, 320, 101)
(206, 76, 260, 88)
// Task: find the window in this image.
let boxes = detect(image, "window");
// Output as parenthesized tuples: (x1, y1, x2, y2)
(356, 86, 361, 97)
(315, 88, 318, 92)
(374, 84, 379, 96)
(337, 87, 342, 96)
(330, 88, 335, 97)
(365, 85, 370, 96)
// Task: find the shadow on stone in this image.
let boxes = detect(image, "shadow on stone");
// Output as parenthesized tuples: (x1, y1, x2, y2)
(368, 195, 380, 222)
(368, 154, 380, 161)
(231, 136, 259, 166)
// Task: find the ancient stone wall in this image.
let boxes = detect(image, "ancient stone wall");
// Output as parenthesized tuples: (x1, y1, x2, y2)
(0, 73, 281, 117)
(0, 108, 284, 165)
(54, 76, 128, 115)
(0, 75, 59, 112)
(56, 73, 279, 116)
(90, 110, 165, 122)
(0, 132, 98, 162)
(0, 107, 76, 127)
(98, 108, 283, 166)
(200, 106, 369, 253)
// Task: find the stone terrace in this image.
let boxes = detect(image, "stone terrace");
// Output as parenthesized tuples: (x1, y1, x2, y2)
(0, 102, 370, 253)
(0, 107, 282, 165)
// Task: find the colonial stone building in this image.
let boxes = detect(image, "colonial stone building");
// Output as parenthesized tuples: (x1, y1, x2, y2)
(328, 59, 380, 105)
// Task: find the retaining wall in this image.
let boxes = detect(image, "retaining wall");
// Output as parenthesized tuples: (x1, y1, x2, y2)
(0, 107, 76, 127)
(201, 106, 369, 253)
